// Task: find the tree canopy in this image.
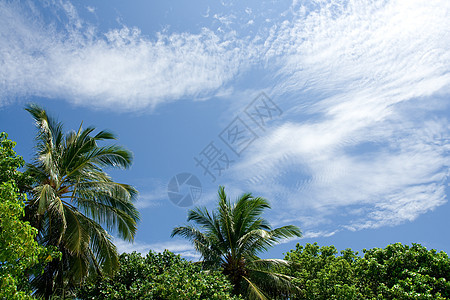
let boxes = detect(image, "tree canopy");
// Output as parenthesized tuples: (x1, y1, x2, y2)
(0, 132, 59, 299)
(284, 242, 450, 299)
(172, 186, 302, 299)
(1, 106, 449, 300)
(24, 104, 140, 298)
(76, 250, 242, 300)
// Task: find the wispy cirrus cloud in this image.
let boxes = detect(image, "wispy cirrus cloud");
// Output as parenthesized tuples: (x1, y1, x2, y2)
(0, 1, 249, 110)
(1, 0, 449, 238)
(134, 192, 164, 210)
(226, 0, 450, 233)
(266, 0, 450, 99)
(134, 178, 168, 209)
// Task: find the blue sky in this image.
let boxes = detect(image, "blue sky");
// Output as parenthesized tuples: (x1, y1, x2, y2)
(0, 0, 449, 260)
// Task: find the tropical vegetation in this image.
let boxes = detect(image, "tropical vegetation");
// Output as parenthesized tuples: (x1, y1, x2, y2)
(1, 107, 450, 299)
(172, 186, 302, 299)
(23, 104, 140, 298)
(0, 132, 59, 299)
(284, 242, 450, 299)
(76, 250, 242, 299)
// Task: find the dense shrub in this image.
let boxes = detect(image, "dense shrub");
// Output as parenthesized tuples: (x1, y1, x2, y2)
(284, 242, 450, 299)
(76, 250, 242, 299)
(0, 132, 58, 299)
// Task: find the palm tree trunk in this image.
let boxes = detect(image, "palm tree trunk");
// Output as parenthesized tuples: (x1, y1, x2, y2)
(44, 256, 62, 299)
(44, 262, 54, 300)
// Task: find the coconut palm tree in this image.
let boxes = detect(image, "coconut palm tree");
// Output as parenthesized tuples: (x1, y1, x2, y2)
(24, 104, 139, 299)
(171, 186, 302, 299)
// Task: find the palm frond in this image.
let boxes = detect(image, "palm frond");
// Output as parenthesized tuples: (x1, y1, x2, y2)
(85, 219, 119, 274)
(246, 267, 300, 298)
(171, 225, 222, 266)
(188, 206, 226, 248)
(172, 186, 302, 298)
(24, 104, 139, 296)
(71, 181, 139, 241)
(66, 250, 90, 286)
(36, 184, 54, 215)
(247, 258, 290, 270)
(74, 196, 137, 242)
(63, 207, 90, 254)
(242, 276, 269, 300)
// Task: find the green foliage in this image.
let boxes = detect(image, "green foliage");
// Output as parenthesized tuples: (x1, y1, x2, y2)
(284, 242, 450, 299)
(284, 243, 359, 299)
(23, 104, 140, 298)
(172, 186, 302, 299)
(0, 132, 33, 191)
(0, 132, 59, 299)
(355, 243, 450, 299)
(76, 250, 242, 299)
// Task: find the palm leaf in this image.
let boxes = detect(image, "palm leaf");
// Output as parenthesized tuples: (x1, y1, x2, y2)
(242, 276, 269, 300)
(172, 186, 302, 298)
(24, 104, 139, 297)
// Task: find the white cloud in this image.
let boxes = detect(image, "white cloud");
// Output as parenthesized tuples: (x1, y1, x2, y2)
(1, 0, 449, 238)
(230, 98, 449, 234)
(135, 192, 164, 209)
(213, 13, 236, 26)
(0, 1, 248, 110)
(86, 6, 95, 14)
(114, 239, 201, 260)
(267, 0, 450, 99)
(225, 0, 450, 235)
(302, 230, 338, 239)
(134, 179, 168, 209)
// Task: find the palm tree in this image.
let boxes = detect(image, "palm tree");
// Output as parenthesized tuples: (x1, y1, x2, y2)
(24, 104, 140, 299)
(172, 186, 302, 299)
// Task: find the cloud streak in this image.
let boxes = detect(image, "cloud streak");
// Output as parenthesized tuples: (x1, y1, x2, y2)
(114, 239, 200, 260)
(1, 0, 449, 238)
(227, 0, 450, 234)
(0, 1, 248, 110)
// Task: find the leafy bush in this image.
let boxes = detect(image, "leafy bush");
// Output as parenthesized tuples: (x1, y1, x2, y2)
(76, 250, 242, 299)
(355, 243, 450, 299)
(284, 242, 450, 299)
(0, 132, 59, 299)
(284, 243, 359, 299)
